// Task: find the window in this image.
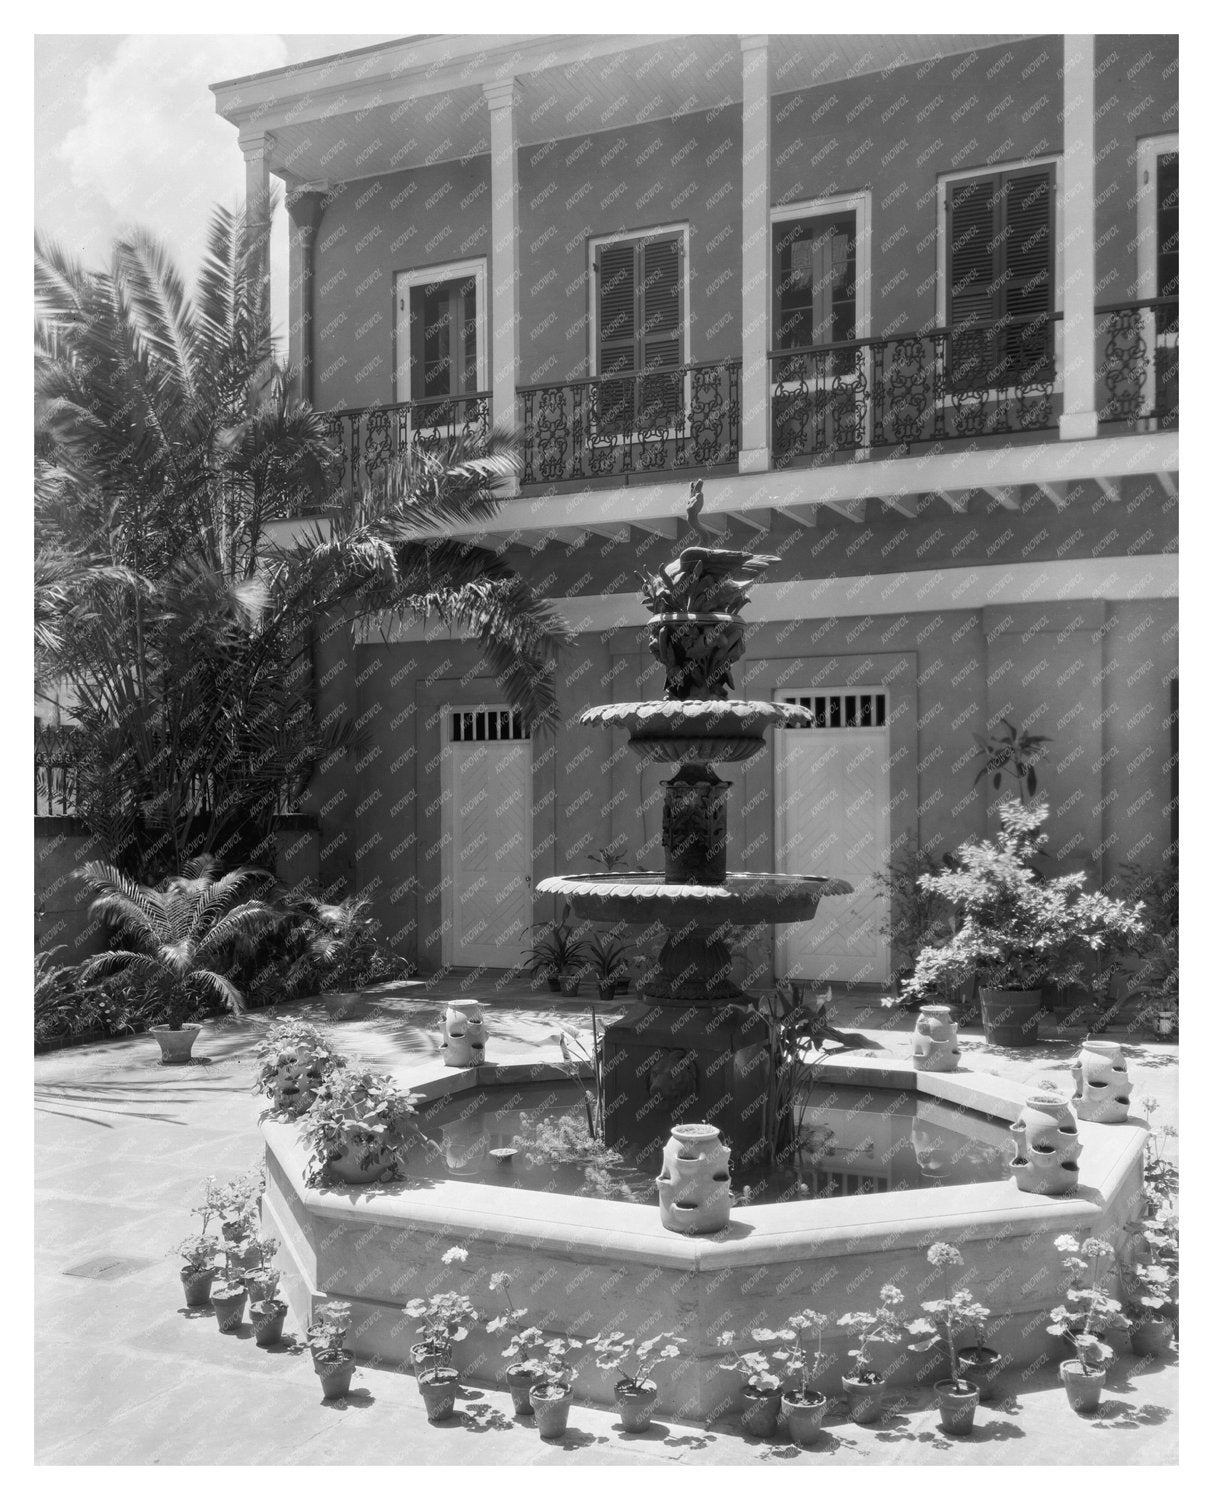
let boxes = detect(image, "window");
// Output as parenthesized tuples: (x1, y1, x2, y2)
(773, 213, 857, 355)
(945, 164, 1055, 386)
(1156, 150, 1178, 333)
(592, 231, 685, 431)
(394, 259, 487, 410)
(1133, 136, 1178, 427)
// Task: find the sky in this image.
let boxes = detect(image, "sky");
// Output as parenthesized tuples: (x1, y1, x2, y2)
(34, 34, 401, 337)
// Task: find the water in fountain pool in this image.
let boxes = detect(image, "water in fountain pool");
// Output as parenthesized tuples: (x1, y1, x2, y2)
(397, 1081, 1012, 1205)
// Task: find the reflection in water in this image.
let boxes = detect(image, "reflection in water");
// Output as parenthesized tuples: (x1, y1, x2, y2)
(404, 1082, 1011, 1206)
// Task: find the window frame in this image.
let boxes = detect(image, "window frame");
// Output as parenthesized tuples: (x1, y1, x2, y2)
(393, 257, 488, 406)
(586, 223, 691, 378)
(771, 189, 872, 355)
(1135, 133, 1179, 303)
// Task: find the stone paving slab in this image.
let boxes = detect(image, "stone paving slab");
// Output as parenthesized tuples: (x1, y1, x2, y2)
(35, 981, 1178, 1466)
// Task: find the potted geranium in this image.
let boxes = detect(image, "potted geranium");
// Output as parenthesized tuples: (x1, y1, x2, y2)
(903, 804, 1143, 1047)
(176, 1228, 220, 1309)
(715, 1334, 784, 1438)
(243, 1235, 287, 1347)
(906, 1243, 988, 1435)
(527, 1337, 583, 1440)
(405, 1247, 478, 1424)
(209, 1241, 249, 1335)
(589, 1330, 687, 1433)
(756, 1311, 829, 1446)
(301, 1068, 419, 1186)
(955, 1307, 1004, 1401)
(201, 1167, 265, 1274)
(837, 1282, 906, 1424)
(255, 1018, 345, 1117)
(486, 1270, 543, 1415)
(307, 1299, 356, 1400)
(1049, 1235, 1131, 1413)
(1124, 1254, 1177, 1358)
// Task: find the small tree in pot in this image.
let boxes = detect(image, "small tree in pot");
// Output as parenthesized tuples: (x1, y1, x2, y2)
(837, 1282, 906, 1424)
(905, 1242, 989, 1435)
(589, 1330, 687, 1433)
(757, 1310, 830, 1446)
(307, 1299, 355, 1400)
(1049, 1235, 1130, 1413)
(715, 1335, 784, 1439)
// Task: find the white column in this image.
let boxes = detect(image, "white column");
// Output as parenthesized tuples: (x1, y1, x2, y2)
(484, 81, 521, 494)
(738, 35, 771, 474)
(1059, 35, 1098, 441)
(239, 130, 276, 310)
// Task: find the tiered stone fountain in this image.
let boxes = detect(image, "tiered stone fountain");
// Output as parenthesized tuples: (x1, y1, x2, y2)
(538, 486, 852, 1175)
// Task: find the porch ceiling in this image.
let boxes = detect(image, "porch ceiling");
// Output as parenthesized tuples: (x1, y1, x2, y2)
(212, 32, 1035, 187)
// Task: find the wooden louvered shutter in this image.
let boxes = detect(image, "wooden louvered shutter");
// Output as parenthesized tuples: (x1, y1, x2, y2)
(1002, 168, 1054, 379)
(637, 235, 683, 429)
(597, 241, 639, 431)
(947, 175, 998, 389)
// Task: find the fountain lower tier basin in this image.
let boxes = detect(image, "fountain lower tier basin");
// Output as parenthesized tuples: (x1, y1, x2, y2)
(536, 871, 852, 926)
(261, 1057, 1147, 1422)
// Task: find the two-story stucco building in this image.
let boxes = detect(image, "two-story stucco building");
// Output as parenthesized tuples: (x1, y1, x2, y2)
(211, 32, 1178, 988)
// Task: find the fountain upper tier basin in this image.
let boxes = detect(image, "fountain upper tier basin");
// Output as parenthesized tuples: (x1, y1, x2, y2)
(537, 871, 853, 925)
(581, 699, 813, 763)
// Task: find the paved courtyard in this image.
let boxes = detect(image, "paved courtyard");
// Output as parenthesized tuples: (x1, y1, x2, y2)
(35, 980, 1178, 1466)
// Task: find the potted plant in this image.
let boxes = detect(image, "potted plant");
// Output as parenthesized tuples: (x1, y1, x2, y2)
(527, 1337, 583, 1440)
(202, 1168, 265, 1274)
(255, 1018, 345, 1117)
(524, 919, 588, 995)
(405, 1247, 478, 1424)
(300, 1068, 419, 1186)
(874, 846, 958, 1008)
(1124, 1254, 1177, 1357)
(77, 857, 278, 1064)
(1049, 1235, 1131, 1413)
(905, 1243, 988, 1435)
(486, 1270, 549, 1416)
(586, 932, 630, 1002)
(757, 1311, 829, 1446)
(903, 804, 1143, 1047)
(955, 1309, 1005, 1402)
(715, 1334, 784, 1438)
(589, 1330, 687, 1433)
(837, 1282, 906, 1424)
(209, 1236, 249, 1335)
(176, 1228, 220, 1309)
(243, 1234, 280, 1304)
(307, 1299, 356, 1400)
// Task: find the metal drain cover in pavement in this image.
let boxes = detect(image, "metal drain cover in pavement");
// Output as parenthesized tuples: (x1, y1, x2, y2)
(63, 1253, 156, 1281)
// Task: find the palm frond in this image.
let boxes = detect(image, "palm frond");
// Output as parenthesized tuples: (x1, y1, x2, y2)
(76, 862, 168, 943)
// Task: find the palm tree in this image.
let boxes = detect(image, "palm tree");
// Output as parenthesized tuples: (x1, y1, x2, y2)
(77, 857, 279, 1029)
(35, 203, 568, 877)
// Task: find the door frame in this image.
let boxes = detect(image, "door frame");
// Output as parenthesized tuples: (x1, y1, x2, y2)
(394, 257, 488, 405)
(439, 703, 532, 969)
(771, 684, 892, 984)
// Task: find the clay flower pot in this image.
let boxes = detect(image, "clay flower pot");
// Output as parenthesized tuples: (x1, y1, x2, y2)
(1072, 1038, 1132, 1123)
(150, 1024, 200, 1065)
(912, 1005, 961, 1072)
(614, 1378, 658, 1433)
(935, 1379, 980, 1435)
(782, 1389, 828, 1446)
(978, 987, 1042, 1048)
(315, 1352, 355, 1400)
(739, 1384, 782, 1438)
(211, 1282, 247, 1333)
(957, 1346, 1004, 1400)
(558, 973, 582, 997)
(418, 1366, 459, 1423)
(180, 1266, 215, 1308)
(1009, 1092, 1082, 1196)
(506, 1363, 537, 1416)
(531, 1381, 574, 1439)
(656, 1123, 731, 1235)
(443, 999, 487, 1068)
(842, 1374, 886, 1425)
(1060, 1359, 1106, 1413)
(1129, 1316, 1174, 1357)
(251, 1298, 288, 1348)
(411, 1340, 450, 1376)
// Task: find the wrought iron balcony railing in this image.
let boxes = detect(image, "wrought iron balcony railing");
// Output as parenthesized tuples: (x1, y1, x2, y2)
(519, 359, 740, 486)
(35, 724, 80, 816)
(323, 393, 491, 504)
(1096, 298, 1178, 431)
(771, 313, 1061, 467)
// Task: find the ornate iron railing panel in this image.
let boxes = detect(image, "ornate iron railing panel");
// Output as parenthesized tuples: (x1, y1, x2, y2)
(770, 313, 1060, 467)
(35, 725, 81, 816)
(1096, 298, 1178, 431)
(323, 393, 492, 504)
(519, 360, 740, 485)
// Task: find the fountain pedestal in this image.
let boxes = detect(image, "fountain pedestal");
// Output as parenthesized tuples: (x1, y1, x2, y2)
(600, 1002, 771, 1171)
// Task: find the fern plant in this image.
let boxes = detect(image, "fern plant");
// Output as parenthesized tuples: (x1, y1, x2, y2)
(77, 856, 278, 1028)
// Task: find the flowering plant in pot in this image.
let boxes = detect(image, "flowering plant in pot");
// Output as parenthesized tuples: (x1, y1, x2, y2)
(209, 1240, 250, 1335)
(243, 1235, 287, 1346)
(255, 1019, 345, 1118)
(307, 1299, 356, 1400)
(201, 1167, 265, 1273)
(527, 1337, 583, 1440)
(405, 1248, 478, 1424)
(755, 1310, 830, 1446)
(837, 1282, 906, 1424)
(300, 1068, 419, 1187)
(175, 1228, 220, 1309)
(1123, 1254, 1178, 1358)
(1049, 1235, 1130, 1413)
(715, 1334, 784, 1439)
(589, 1330, 687, 1433)
(902, 805, 1143, 1048)
(905, 1243, 989, 1434)
(486, 1270, 550, 1416)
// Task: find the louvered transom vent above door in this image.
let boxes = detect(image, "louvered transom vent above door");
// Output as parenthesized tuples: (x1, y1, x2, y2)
(451, 708, 530, 742)
(947, 165, 1055, 386)
(778, 690, 887, 729)
(596, 234, 684, 432)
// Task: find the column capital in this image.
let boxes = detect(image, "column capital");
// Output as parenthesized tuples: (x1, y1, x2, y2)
(482, 79, 521, 112)
(738, 34, 769, 53)
(239, 129, 277, 163)
(286, 184, 330, 235)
